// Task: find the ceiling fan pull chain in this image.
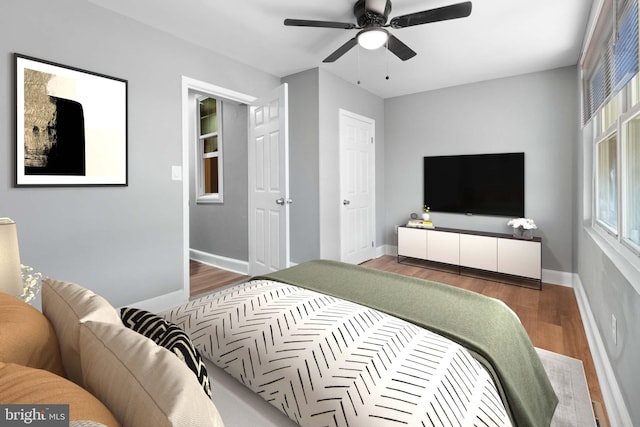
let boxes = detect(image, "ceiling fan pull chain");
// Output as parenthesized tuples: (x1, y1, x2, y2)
(357, 45, 361, 85)
(385, 38, 390, 80)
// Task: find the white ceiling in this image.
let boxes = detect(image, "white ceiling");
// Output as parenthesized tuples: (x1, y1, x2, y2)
(87, 0, 594, 99)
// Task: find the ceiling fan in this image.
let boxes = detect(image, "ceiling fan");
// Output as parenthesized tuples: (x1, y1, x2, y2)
(284, 0, 472, 63)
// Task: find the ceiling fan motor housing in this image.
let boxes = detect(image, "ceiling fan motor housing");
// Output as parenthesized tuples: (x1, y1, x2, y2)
(354, 0, 391, 28)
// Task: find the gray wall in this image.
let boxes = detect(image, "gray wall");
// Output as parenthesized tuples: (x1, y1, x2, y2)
(384, 67, 578, 273)
(318, 69, 386, 260)
(282, 69, 321, 263)
(189, 97, 249, 261)
(1, 0, 278, 306)
(575, 85, 640, 424)
(576, 229, 640, 424)
(282, 68, 385, 263)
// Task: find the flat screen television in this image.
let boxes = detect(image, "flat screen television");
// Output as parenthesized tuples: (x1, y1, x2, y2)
(423, 152, 525, 217)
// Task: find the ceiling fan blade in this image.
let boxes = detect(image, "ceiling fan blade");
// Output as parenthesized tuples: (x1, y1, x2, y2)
(323, 37, 358, 63)
(284, 18, 357, 30)
(386, 35, 417, 61)
(390, 1, 472, 28)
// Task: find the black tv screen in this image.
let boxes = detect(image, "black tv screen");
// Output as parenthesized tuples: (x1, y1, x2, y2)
(423, 152, 525, 217)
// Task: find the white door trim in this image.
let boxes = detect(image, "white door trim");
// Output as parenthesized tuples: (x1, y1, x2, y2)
(338, 108, 376, 264)
(180, 76, 256, 297)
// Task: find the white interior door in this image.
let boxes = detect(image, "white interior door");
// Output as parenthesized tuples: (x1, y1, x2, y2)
(248, 84, 290, 275)
(339, 109, 375, 264)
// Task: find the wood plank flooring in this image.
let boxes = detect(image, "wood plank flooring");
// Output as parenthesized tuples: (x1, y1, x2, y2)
(189, 260, 248, 296)
(190, 256, 608, 426)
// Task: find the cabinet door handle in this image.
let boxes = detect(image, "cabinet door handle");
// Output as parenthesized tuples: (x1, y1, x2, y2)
(343, 200, 351, 206)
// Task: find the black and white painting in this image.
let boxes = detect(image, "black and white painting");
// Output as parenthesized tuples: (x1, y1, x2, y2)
(15, 54, 127, 186)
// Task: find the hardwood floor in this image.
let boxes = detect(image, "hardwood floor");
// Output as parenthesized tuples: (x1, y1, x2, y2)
(189, 260, 247, 296)
(191, 256, 608, 426)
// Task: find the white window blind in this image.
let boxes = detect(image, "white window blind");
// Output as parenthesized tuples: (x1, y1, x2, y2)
(583, 0, 639, 124)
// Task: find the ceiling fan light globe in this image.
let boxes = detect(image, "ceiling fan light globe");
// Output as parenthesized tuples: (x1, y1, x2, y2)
(357, 28, 388, 50)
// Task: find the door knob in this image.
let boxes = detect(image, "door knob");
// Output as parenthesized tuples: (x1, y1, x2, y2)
(343, 200, 350, 206)
(276, 198, 293, 205)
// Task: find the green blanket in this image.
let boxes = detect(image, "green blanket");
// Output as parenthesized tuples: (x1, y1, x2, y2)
(256, 260, 558, 427)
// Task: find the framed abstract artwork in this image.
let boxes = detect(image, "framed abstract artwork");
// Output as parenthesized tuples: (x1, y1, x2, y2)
(15, 54, 128, 186)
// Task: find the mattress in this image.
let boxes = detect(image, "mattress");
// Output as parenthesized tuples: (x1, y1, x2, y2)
(163, 280, 512, 427)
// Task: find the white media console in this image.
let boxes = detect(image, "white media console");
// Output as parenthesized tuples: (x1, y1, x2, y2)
(397, 225, 542, 289)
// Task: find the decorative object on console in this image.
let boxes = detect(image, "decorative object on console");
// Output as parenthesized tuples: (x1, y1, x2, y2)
(406, 218, 435, 228)
(0, 218, 26, 298)
(508, 217, 537, 240)
(421, 205, 434, 227)
(422, 205, 431, 221)
(407, 205, 435, 228)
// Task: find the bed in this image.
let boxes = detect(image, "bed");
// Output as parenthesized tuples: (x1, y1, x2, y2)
(162, 260, 557, 427)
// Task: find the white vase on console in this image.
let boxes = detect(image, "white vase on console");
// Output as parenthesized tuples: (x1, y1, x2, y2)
(422, 206, 431, 221)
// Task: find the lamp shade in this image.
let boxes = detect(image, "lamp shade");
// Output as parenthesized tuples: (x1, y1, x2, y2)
(357, 28, 389, 50)
(0, 218, 23, 297)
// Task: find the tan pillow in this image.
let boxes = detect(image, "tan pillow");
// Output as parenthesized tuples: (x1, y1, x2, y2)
(0, 292, 65, 376)
(79, 321, 224, 427)
(0, 361, 121, 427)
(42, 279, 121, 385)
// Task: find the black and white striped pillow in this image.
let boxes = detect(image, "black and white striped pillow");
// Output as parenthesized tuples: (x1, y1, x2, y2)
(120, 307, 212, 398)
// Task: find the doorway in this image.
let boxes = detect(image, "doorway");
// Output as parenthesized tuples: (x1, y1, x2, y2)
(180, 77, 290, 296)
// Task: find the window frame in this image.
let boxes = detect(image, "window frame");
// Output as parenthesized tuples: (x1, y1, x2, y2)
(620, 106, 640, 255)
(594, 129, 619, 236)
(589, 74, 640, 270)
(196, 96, 223, 204)
(582, 0, 640, 294)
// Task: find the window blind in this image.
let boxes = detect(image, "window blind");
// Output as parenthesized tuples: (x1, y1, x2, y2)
(583, 0, 639, 124)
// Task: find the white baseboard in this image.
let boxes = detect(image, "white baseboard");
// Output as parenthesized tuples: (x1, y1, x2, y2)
(385, 245, 400, 257)
(378, 244, 395, 258)
(573, 274, 632, 427)
(541, 269, 573, 287)
(123, 289, 188, 314)
(190, 249, 249, 275)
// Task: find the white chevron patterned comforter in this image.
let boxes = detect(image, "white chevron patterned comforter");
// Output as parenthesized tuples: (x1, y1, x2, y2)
(163, 280, 512, 427)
